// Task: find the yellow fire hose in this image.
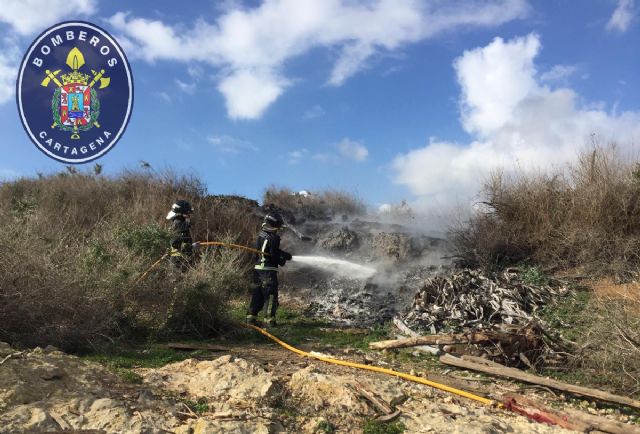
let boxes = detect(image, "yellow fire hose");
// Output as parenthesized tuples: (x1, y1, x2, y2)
(136, 244, 493, 406)
(244, 323, 498, 408)
(134, 241, 268, 283)
(134, 253, 168, 284)
(198, 241, 269, 256)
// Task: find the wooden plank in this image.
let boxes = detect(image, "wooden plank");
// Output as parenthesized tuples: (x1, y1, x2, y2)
(564, 408, 640, 434)
(370, 331, 511, 350)
(440, 354, 640, 410)
(166, 342, 229, 352)
(461, 354, 509, 369)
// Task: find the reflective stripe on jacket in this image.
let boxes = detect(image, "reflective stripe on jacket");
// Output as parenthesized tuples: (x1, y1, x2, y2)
(254, 230, 281, 271)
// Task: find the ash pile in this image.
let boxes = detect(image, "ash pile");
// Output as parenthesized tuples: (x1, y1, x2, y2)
(398, 269, 572, 368)
(281, 217, 451, 327)
(296, 265, 438, 327)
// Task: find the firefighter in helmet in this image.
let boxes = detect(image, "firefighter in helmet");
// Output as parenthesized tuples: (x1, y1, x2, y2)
(247, 212, 292, 326)
(166, 200, 198, 271)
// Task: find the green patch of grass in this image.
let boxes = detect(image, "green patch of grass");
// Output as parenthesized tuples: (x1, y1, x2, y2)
(538, 288, 592, 342)
(521, 266, 550, 286)
(363, 419, 406, 434)
(227, 304, 392, 351)
(82, 344, 208, 370)
(184, 398, 209, 414)
(114, 368, 143, 384)
(317, 420, 336, 433)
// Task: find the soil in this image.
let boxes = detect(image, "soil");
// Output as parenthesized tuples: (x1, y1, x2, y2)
(2, 336, 637, 434)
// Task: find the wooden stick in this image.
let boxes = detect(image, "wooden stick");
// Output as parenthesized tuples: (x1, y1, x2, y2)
(166, 343, 229, 352)
(440, 354, 640, 410)
(564, 408, 640, 434)
(392, 317, 441, 355)
(50, 411, 72, 430)
(353, 382, 394, 414)
(370, 331, 511, 350)
(0, 351, 24, 365)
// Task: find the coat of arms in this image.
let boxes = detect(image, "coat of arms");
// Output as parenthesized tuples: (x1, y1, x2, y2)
(41, 47, 110, 140)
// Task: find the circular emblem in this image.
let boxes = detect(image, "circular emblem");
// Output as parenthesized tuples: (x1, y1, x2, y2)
(17, 21, 133, 164)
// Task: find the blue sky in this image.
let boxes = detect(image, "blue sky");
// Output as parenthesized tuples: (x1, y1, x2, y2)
(1, 0, 639, 212)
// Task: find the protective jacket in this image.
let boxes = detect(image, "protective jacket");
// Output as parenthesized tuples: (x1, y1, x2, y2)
(170, 217, 193, 257)
(254, 230, 291, 271)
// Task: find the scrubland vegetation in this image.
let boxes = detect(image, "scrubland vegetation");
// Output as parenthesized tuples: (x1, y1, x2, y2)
(263, 185, 366, 222)
(451, 146, 640, 393)
(0, 168, 255, 350)
(1, 147, 639, 395)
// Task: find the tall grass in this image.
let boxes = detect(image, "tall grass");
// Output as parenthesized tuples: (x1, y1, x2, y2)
(0, 169, 256, 350)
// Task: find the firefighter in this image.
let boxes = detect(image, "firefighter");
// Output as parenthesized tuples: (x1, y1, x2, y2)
(247, 212, 292, 326)
(166, 200, 199, 271)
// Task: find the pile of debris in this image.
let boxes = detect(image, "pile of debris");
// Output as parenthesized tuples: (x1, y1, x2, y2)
(395, 269, 571, 368)
(402, 268, 569, 333)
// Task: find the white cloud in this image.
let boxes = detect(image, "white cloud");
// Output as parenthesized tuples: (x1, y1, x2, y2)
(208, 134, 258, 154)
(540, 64, 579, 83)
(338, 138, 368, 161)
(0, 39, 19, 104)
(156, 91, 172, 102)
(288, 148, 308, 164)
(0, 1, 97, 105)
(392, 33, 640, 211)
(175, 79, 196, 94)
(0, 0, 96, 35)
(217, 68, 287, 119)
(302, 104, 325, 120)
(454, 33, 539, 137)
(108, 0, 529, 119)
(607, 0, 635, 32)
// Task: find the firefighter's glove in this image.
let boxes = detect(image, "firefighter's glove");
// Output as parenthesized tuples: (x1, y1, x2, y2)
(192, 242, 201, 251)
(283, 251, 293, 261)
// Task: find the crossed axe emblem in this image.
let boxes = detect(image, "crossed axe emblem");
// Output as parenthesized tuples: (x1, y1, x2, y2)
(41, 47, 110, 134)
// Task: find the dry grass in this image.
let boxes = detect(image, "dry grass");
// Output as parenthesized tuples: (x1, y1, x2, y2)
(576, 292, 640, 394)
(0, 169, 256, 350)
(263, 186, 365, 223)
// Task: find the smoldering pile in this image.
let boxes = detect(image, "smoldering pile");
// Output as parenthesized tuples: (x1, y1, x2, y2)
(394, 269, 572, 368)
(402, 268, 569, 333)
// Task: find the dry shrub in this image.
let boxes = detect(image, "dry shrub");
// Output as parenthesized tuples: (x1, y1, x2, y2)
(263, 185, 365, 222)
(575, 293, 640, 394)
(0, 169, 256, 350)
(450, 146, 640, 276)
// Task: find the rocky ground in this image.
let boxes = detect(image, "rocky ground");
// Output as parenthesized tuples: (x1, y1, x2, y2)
(3, 337, 637, 434)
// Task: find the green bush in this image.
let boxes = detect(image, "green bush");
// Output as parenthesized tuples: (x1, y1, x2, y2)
(363, 419, 405, 434)
(117, 223, 171, 257)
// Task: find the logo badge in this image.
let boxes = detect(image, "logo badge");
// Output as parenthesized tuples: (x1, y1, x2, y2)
(17, 21, 133, 164)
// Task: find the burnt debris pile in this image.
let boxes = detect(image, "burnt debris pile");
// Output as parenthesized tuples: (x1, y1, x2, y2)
(397, 269, 572, 368)
(402, 269, 569, 333)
